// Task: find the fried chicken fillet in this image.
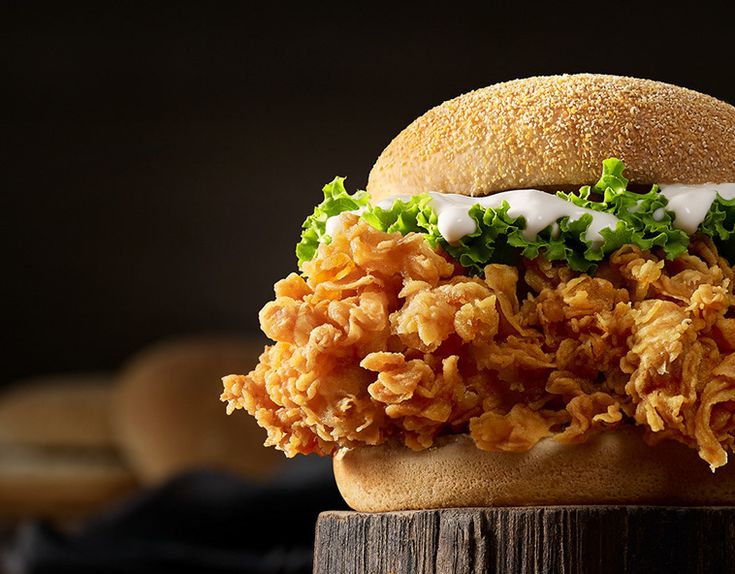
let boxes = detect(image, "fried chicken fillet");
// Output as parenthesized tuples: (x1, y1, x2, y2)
(223, 219, 735, 468)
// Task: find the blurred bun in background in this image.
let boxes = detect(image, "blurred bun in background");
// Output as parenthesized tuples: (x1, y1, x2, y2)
(1, 340, 338, 572)
(0, 337, 287, 526)
(0, 374, 136, 521)
(115, 336, 284, 486)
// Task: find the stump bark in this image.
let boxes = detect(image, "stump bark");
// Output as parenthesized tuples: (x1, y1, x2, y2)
(314, 506, 735, 574)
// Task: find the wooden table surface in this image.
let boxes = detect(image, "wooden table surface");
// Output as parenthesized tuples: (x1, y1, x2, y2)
(314, 506, 735, 574)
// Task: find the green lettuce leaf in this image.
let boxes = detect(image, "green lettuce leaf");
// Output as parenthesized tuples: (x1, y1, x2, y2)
(360, 194, 436, 238)
(295, 177, 371, 268)
(296, 159, 728, 276)
(701, 194, 735, 261)
(557, 158, 690, 261)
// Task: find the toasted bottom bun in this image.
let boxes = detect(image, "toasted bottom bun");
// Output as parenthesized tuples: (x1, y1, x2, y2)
(333, 429, 735, 512)
(0, 447, 137, 521)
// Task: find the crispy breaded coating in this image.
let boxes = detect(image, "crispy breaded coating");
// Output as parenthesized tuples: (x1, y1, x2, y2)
(221, 216, 735, 469)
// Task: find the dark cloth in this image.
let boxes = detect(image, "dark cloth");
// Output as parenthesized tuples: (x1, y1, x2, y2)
(5, 462, 348, 574)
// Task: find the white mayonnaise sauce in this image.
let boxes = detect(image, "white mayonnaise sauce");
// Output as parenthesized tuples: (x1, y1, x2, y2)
(375, 195, 413, 210)
(659, 183, 735, 234)
(325, 212, 348, 237)
(325, 208, 367, 237)
(324, 183, 735, 245)
(428, 190, 619, 245)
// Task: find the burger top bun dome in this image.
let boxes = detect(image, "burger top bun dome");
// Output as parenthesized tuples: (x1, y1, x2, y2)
(366, 74, 735, 202)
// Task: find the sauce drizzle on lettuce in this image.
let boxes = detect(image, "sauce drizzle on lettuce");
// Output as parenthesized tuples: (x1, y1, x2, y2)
(296, 159, 734, 274)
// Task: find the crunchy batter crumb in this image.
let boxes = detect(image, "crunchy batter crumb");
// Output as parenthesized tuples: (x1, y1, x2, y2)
(222, 217, 735, 470)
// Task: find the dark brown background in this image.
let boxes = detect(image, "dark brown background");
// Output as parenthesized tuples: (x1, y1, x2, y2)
(5, 2, 735, 385)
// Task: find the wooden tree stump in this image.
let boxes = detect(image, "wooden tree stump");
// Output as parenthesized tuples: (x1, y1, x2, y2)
(314, 506, 735, 574)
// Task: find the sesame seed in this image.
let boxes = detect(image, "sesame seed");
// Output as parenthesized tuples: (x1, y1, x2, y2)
(367, 74, 735, 201)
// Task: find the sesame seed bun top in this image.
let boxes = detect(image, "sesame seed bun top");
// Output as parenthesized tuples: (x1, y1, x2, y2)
(366, 74, 735, 202)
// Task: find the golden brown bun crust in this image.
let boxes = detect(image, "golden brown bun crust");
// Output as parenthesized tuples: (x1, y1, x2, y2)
(333, 431, 735, 512)
(0, 373, 136, 520)
(367, 74, 735, 202)
(115, 336, 284, 485)
(0, 373, 117, 449)
(0, 449, 136, 520)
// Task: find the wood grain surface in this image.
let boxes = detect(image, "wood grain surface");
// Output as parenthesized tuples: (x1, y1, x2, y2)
(314, 507, 735, 574)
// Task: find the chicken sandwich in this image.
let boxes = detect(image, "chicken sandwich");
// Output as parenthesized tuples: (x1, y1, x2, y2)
(222, 74, 735, 510)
